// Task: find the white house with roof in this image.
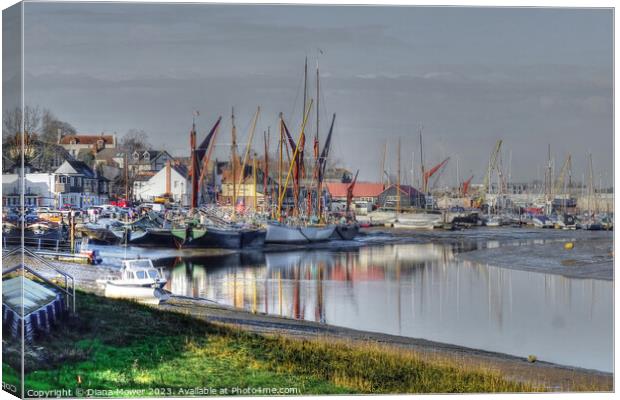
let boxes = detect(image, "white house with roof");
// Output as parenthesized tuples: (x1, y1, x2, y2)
(133, 162, 190, 206)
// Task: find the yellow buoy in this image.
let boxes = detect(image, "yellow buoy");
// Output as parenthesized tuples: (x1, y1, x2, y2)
(564, 242, 574, 250)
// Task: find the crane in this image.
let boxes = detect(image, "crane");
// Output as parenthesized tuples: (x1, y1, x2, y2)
(553, 154, 572, 197)
(461, 175, 474, 196)
(473, 140, 503, 208)
(423, 157, 450, 192)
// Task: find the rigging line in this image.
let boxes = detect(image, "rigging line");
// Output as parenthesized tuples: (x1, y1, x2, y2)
(288, 68, 305, 131)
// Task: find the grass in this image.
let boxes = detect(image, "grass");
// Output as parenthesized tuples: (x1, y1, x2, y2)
(3, 291, 536, 396)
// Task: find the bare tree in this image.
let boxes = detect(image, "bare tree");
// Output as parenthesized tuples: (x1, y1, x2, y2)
(119, 129, 151, 154)
(3, 105, 41, 138)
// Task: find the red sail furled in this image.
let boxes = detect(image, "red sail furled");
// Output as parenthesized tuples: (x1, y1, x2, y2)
(318, 114, 336, 183)
(196, 116, 222, 165)
(281, 118, 306, 183)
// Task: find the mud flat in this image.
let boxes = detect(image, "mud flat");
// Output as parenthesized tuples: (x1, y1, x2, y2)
(457, 236, 613, 280)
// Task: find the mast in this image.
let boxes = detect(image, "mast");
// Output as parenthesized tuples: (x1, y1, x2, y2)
(397, 137, 401, 215)
(263, 128, 269, 214)
(381, 141, 387, 186)
(236, 106, 260, 205)
(419, 125, 425, 193)
(231, 107, 237, 219)
(278, 114, 284, 220)
(315, 61, 321, 220)
(253, 155, 257, 211)
(190, 116, 199, 209)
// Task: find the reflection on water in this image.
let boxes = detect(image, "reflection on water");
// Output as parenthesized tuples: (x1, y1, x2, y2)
(159, 243, 612, 372)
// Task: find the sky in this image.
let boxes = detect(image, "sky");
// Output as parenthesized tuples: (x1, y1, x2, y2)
(6, 3, 614, 187)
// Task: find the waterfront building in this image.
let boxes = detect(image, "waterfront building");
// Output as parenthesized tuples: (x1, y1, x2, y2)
(2, 159, 109, 208)
(133, 162, 190, 206)
(377, 184, 426, 209)
(325, 182, 385, 207)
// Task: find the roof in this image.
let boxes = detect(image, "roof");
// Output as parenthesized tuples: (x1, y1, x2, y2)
(95, 148, 125, 160)
(325, 182, 385, 198)
(171, 163, 188, 178)
(382, 184, 423, 196)
(55, 159, 96, 178)
(59, 134, 115, 145)
(3, 276, 58, 316)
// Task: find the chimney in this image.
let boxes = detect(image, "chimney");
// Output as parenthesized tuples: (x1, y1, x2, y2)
(57, 128, 62, 144)
(165, 160, 171, 195)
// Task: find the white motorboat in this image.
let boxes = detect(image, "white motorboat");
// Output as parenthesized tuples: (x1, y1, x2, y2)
(265, 223, 336, 244)
(98, 258, 169, 304)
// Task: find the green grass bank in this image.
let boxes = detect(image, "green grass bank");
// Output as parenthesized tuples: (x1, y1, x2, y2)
(3, 291, 538, 397)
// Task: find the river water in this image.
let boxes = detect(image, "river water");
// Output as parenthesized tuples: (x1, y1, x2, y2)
(154, 237, 613, 373)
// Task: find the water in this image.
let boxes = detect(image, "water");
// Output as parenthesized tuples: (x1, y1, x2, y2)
(156, 241, 612, 373)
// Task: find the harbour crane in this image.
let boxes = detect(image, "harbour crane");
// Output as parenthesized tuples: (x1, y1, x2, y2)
(423, 157, 450, 193)
(473, 140, 503, 208)
(461, 175, 474, 196)
(553, 154, 572, 197)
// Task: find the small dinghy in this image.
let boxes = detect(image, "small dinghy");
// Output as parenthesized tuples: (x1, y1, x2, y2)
(98, 259, 169, 305)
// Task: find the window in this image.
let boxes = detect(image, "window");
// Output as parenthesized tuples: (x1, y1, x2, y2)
(135, 271, 147, 279)
(143, 151, 150, 161)
(77, 177, 82, 186)
(70, 177, 74, 186)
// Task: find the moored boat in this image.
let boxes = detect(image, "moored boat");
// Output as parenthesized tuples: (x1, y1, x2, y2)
(265, 223, 336, 244)
(98, 258, 169, 305)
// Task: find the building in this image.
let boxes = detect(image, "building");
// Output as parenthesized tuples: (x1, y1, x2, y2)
(129, 150, 174, 175)
(377, 184, 425, 209)
(2, 160, 109, 208)
(325, 182, 385, 206)
(3, 170, 56, 207)
(53, 160, 109, 207)
(133, 162, 190, 206)
(58, 133, 117, 158)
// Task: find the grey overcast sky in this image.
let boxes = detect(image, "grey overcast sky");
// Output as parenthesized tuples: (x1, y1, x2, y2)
(9, 3, 614, 186)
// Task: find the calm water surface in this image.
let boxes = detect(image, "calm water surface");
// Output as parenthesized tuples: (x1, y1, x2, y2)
(157, 242, 612, 372)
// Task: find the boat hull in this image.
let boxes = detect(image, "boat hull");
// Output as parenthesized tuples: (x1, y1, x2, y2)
(265, 223, 336, 244)
(103, 282, 170, 305)
(174, 227, 243, 249)
(331, 224, 360, 240)
(128, 228, 177, 247)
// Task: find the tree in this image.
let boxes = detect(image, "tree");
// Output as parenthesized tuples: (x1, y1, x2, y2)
(120, 129, 151, 154)
(41, 109, 76, 144)
(3, 105, 41, 138)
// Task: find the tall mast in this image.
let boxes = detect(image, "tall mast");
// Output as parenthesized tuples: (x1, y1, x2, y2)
(190, 116, 198, 209)
(397, 137, 401, 215)
(303, 57, 308, 131)
(231, 107, 237, 219)
(263, 128, 269, 214)
(315, 61, 321, 219)
(419, 125, 425, 192)
(278, 113, 284, 220)
(381, 141, 387, 186)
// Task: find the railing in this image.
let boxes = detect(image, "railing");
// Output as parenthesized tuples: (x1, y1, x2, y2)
(2, 236, 74, 252)
(2, 248, 77, 314)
